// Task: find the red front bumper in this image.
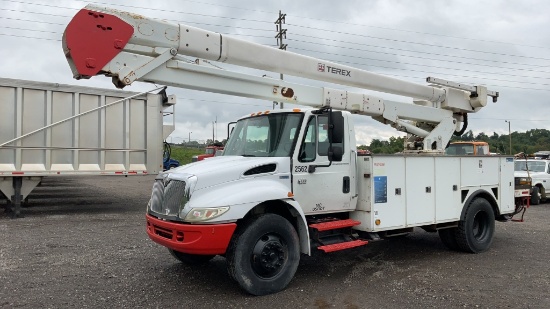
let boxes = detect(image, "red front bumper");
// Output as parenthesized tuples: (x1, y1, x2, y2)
(146, 214, 237, 255)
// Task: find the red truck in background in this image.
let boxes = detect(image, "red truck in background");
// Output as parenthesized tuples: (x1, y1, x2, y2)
(192, 143, 224, 162)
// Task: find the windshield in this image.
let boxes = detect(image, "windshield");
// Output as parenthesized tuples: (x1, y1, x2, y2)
(223, 113, 303, 157)
(515, 161, 547, 172)
(445, 144, 474, 155)
(205, 148, 215, 155)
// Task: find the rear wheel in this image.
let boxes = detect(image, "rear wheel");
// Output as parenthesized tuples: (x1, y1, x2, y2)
(168, 249, 215, 265)
(531, 186, 541, 205)
(226, 213, 300, 296)
(455, 198, 495, 253)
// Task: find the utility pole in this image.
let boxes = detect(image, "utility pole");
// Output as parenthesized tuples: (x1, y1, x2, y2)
(275, 10, 287, 109)
(505, 120, 511, 155)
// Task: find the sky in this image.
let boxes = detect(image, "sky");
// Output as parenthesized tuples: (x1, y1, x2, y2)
(1, 0, 550, 146)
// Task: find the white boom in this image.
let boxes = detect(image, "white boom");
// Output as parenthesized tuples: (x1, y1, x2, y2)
(62, 4, 498, 152)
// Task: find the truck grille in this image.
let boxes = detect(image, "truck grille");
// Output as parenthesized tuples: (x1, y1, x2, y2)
(150, 179, 186, 217)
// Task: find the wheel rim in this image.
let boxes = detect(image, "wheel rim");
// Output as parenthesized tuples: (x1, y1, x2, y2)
(251, 233, 288, 278)
(472, 211, 489, 241)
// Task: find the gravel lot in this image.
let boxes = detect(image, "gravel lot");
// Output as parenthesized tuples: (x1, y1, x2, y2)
(1, 175, 549, 308)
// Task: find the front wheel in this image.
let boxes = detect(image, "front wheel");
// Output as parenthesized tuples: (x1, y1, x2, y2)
(226, 213, 300, 296)
(455, 198, 495, 253)
(531, 186, 541, 205)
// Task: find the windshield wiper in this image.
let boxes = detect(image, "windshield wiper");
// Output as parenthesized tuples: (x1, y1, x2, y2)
(242, 154, 256, 157)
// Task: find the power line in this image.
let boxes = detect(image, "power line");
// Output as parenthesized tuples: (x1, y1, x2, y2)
(291, 46, 550, 75)
(292, 47, 550, 81)
(0, 16, 65, 25)
(0, 33, 60, 41)
(287, 24, 550, 61)
(69, 0, 550, 51)
(0, 0, 273, 24)
(286, 37, 546, 69)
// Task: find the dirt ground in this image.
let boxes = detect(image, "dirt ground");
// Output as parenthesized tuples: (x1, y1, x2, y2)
(1, 175, 548, 308)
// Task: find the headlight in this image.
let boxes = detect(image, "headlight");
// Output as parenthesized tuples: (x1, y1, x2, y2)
(516, 177, 532, 185)
(184, 207, 230, 222)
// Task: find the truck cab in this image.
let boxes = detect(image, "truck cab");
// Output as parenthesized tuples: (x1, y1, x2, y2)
(514, 159, 550, 205)
(192, 144, 225, 162)
(445, 141, 489, 155)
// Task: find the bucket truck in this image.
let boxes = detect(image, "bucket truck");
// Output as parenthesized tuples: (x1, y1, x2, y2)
(62, 5, 526, 296)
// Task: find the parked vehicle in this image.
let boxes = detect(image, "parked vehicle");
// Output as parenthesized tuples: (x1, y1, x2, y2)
(191, 143, 224, 162)
(514, 159, 550, 205)
(0, 78, 176, 217)
(445, 141, 490, 155)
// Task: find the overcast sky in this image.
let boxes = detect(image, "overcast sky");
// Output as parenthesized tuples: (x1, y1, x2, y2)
(1, 0, 550, 145)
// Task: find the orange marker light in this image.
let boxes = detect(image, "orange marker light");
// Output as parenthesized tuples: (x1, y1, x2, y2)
(287, 192, 294, 197)
(292, 108, 301, 112)
(375, 219, 381, 225)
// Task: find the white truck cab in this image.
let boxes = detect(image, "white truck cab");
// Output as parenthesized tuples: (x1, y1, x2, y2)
(514, 159, 550, 205)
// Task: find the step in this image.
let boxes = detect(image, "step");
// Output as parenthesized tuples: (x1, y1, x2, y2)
(317, 240, 369, 253)
(309, 219, 361, 231)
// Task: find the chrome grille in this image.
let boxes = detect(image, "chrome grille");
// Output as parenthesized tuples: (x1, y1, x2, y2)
(149, 178, 186, 217)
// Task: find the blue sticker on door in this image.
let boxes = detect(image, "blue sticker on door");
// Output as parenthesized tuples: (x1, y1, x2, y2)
(374, 176, 387, 203)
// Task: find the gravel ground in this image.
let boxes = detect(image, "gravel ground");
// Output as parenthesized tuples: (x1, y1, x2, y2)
(1, 175, 549, 309)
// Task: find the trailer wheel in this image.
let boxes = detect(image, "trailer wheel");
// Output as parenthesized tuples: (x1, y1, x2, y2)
(456, 198, 495, 253)
(438, 228, 459, 251)
(168, 249, 215, 264)
(531, 186, 541, 205)
(226, 213, 300, 296)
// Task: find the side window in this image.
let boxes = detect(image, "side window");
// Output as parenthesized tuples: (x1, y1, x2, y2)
(318, 115, 329, 156)
(298, 117, 316, 162)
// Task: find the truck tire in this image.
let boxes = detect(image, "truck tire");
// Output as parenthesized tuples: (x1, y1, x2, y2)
(226, 213, 300, 296)
(531, 186, 541, 205)
(438, 227, 459, 251)
(455, 198, 495, 253)
(168, 249, 215, 264)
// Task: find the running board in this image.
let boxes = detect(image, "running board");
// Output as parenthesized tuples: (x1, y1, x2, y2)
(308, 219, 361, 231)
(317, 240, 369, 253)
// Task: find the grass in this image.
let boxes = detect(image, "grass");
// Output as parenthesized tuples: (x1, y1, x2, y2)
(170, 145, 204, 165)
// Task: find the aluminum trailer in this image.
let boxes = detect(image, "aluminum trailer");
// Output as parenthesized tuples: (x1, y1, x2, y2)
(0, 77, 175, 217)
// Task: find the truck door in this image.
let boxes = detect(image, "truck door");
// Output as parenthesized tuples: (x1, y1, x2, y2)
(292, 112, 353, 214)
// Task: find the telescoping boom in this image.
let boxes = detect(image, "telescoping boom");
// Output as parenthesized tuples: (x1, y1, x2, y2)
(62, 4, 498, 152)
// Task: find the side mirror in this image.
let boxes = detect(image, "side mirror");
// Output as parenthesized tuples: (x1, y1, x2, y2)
(330, 111, 344, 144)
(328, 146, 343, 162)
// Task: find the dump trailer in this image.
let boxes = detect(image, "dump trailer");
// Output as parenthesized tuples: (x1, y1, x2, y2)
(0, 78, 175, 217)
(62, 5, 527, 296)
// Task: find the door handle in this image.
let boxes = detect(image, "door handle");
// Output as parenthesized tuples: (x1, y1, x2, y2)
(343, 176, 350, 193)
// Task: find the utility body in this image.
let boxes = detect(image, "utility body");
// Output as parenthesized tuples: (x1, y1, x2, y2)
(63, 5, 526, 295)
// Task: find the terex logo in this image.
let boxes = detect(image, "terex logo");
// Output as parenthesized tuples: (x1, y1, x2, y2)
(317, 63, 351, 77)
(317, 63, 325, 72)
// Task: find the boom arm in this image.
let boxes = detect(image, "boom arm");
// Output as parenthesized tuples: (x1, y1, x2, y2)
(62, 4, 499, 152)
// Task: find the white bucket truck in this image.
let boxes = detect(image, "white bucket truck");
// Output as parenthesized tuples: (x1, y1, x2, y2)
(62, 5, 526, 295)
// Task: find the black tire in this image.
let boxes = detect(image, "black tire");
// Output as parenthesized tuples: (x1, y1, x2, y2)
(438, 227, 460, 251)
(168, 249, 215, 265)
(169, 164, 178, 170)
(531, 186, 541, 205)
(455, 198, 495, 253)
(226, 213, 300, 296)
